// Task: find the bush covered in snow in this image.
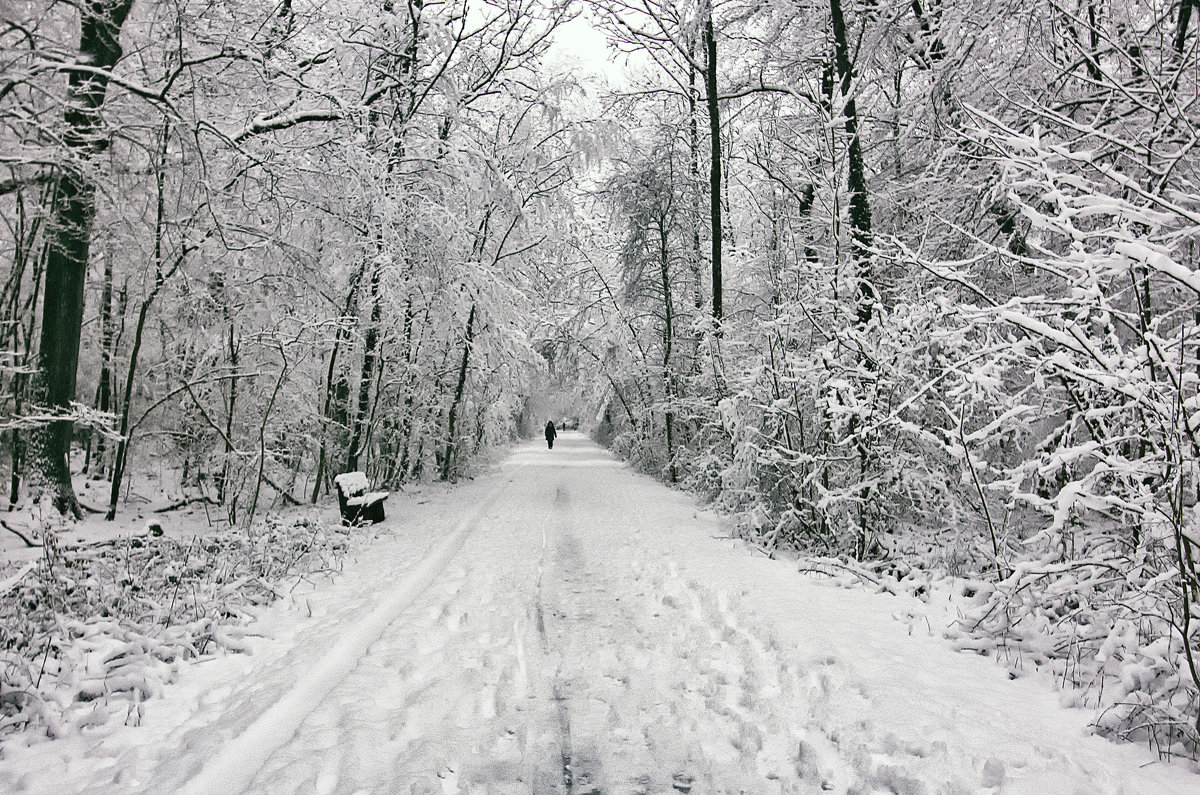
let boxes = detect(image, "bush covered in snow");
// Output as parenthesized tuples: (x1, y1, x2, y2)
(0, 514, 348, 740)
(946, 552, 1200, 759)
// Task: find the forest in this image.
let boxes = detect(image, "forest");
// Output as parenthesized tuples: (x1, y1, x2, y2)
(3, 0, 1200, 762)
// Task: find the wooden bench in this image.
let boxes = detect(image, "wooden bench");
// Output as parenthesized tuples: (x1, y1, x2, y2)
(334, 471, 389, 525)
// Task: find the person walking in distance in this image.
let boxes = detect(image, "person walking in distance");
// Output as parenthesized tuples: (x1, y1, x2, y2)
(544, 420, 557, 449)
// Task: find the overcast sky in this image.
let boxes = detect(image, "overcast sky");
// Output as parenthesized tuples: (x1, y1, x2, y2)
(545, 11, 626, 84)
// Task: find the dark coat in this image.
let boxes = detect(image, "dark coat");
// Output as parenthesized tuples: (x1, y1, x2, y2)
(544, 421, 557, 440)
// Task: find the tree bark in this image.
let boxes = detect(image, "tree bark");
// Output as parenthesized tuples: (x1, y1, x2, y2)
(702, 10, 723, 328)
(5, 186, 46, 508)
(28, 0, 135, 516)
(829, 0, 876, 326)
(397, 293, 418, 479)
(1178, 0, 1195, 53)
(658, 217, 677, 483)
(440, 304, 476, 482)
(218, 321, 238, 505)
(346, 264, 382, 472)
(89, 247, 115, 478)
(828, 0, 879, 557)
(687, 38, 706, 375)
(1086, 3, 1103, 81)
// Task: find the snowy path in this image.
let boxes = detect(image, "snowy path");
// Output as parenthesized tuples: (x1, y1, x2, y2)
(2, 434, 1194, 793)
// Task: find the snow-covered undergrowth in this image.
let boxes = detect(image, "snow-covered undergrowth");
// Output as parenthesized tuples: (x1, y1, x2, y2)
(945, 557, 1199, 759)
(792, 550, 1200, 761)
(0, 514, 349, 741)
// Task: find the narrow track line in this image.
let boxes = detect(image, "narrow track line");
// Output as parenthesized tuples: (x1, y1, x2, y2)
(533, 497, 576, 793)
(178, 484, 508, 795)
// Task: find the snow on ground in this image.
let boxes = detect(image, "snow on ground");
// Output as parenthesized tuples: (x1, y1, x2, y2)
(0, 459, 248, 566)
(1, 433, 1194, 793)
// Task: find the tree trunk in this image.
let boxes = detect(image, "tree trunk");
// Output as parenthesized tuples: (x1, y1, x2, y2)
(106, 124, 187, 521)
(1086, 3, 1103, 81)
(1178, 0, 1195, 53)
(828, 0, 878, 557)
(397, 293, 418, 479)
(702, 10, 723, 328)
(658, 217, 677, 483)
(829, 0, 876, 327)
(218, 322, 238, 505)
(105, 246, 190, 520)
(28, 0, 135, 516)
(89, 247, 115, 478)
(346, 264, 382, 472)
(311, 262, 365, 501)
(440, 304, 476, 482)
(342, 0, 421, 479)
(687, 43, 706, 376)
(106, 293, 150, 520)
(27, 172, 97, 517)
(5, 186, 46, 508)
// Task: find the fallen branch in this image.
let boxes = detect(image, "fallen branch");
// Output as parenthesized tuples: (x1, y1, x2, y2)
(260, 473, 302, 507)
(155, 495, 218, 513)
(0, 519, 40, 548)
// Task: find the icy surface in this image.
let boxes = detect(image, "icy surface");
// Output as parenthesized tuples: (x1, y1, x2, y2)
(1, 433, 1193, 792)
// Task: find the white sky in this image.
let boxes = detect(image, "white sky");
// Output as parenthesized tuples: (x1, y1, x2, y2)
(544, 11, 627, 84)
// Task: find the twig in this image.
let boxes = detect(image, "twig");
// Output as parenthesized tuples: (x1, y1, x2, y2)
(958, 405, 1006, 580)
(165, 537, 196, 628)
(797, 559, 880, 584)
(34, 635, 52, 690)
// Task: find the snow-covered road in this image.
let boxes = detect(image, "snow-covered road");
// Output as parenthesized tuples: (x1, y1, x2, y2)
(3, 434, 1194, 793)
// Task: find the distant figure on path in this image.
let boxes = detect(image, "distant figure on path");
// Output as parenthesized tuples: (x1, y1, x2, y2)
(544, 420, 557, 449)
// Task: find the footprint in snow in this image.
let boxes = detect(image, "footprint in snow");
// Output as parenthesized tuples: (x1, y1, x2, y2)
(672, 772, 694, 792)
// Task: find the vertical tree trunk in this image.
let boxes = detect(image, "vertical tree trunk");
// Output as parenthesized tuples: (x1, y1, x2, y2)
(89, 247, 115, 478)
(341, 0, 423, 479)
(658, 218, 677, 483)
(828, 0, 878, 556)
(106, 297, 149, 520)
(687, 41, 706, 375)
(105, 248, 191, 519)
(311, 262, 366, 501)
(218, 322, 238, 506)
(829, 0, 875, 326)
(1178, 0, 1195, 53)
(5, 186, 46, 508)
(28, 0, 135, 516)
(397, 293, 418, 479)
(702, 9, 723, 328)
(26, 175, 94, 516)
(106, 124, 187, 520)
(346, 264, 382, 472)
(440, 304, 476, 482)
(1085, 3, 1103, 80)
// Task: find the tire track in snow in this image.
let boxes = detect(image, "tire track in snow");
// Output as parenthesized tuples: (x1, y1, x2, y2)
(533, 483, 576, 793)
(176, 481, 510, 795)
